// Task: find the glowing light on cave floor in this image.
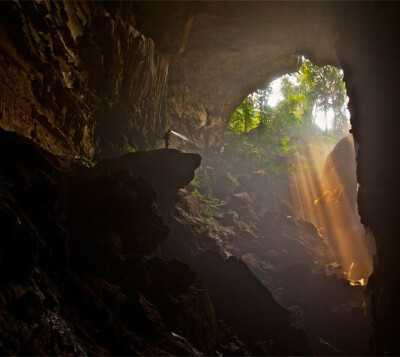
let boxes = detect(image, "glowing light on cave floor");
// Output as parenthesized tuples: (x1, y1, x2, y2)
(287, 135, 376, 283)
(350, 278, 366, 286)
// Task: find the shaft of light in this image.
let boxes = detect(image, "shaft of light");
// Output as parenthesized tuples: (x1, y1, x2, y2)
(171, 130, 190, 142)
(287, 135, 375, 283)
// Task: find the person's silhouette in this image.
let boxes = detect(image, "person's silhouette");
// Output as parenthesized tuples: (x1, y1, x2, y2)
(164, 129, 172, 148)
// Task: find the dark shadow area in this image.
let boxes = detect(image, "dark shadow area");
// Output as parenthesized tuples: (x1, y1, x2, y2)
(0, 1, 399, 356)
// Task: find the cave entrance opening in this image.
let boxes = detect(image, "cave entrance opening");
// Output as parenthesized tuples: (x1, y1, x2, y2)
(189, 56, 377, 354)
(225, 56, 376, 285)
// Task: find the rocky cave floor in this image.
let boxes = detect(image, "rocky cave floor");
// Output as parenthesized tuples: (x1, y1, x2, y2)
(0, 127, 371, 356)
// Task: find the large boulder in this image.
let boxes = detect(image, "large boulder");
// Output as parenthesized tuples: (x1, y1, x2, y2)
(130, 257, 218, 355)
(212, 171, 240, 199)
(0, 128, 218, 355)
(228, 192, 257, 222)
(278, 264, 371, 356)
(191, 252, 312, 356)
(315, 135, 376, 280)
(88, 149, 202, 213)
(68, 171, 169, 278)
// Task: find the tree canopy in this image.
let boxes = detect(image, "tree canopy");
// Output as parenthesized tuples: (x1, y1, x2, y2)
(228, 58, 349, 137)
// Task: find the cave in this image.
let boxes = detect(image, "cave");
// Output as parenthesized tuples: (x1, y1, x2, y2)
(0, 1, 399, 355)
(225, 62, 376, 283)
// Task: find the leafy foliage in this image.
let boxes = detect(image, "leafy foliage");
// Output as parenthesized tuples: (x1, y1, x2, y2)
(124, 144, 137, 154)
(191, 175, 201, 187)
(191, 188, 217, 208)
(228, 98, 258, 133)
(226, 58, 349, 178)
(228, 58, 349, 137)
(201, 210, 213, 218)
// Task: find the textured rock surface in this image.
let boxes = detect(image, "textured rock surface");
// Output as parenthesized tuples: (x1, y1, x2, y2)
(278, 264, 370, 356)
(0, 1, 168, 158)
(334, 3, 400, 354)
(0, 127, 216, 355)
(316, 135, 376, 280)
(1, 1, 400, 354)
(89, 148, 201, 212)
(160, 137, 372, 355)
(160, 149, 318, 354)
(135, 3, 400, 353)
(133, 1, 340, 147)
(68, 173, 168, 277)
(193, 253, 311, 356)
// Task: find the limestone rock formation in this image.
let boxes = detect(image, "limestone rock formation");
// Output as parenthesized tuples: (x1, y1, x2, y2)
(0, 1, 168, 158)
(315, 135, 376, 281)
(89, 149, 201, 214)
(1, 0, 400, 354)
(334, 5, 400, 353)
(68, 173, 169, 277)
(278, 264, 370, 356)
(133, 2, 339, 147)
(192, 253, 311, 356)
(0, 127, 216, 355)
(160, 136, 372, 355)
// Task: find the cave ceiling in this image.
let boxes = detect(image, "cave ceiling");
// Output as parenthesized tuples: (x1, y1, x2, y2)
(133, 1, 340, 146)
(1, 1, 400, 354)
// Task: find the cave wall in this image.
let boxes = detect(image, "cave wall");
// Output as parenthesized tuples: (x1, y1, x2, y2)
(133, 1, 340, 147)
(2, 1, 400, 354)
(335, 3, 400, 354)
(0, 1, 168, 159)
(0, 126, 220, 355)
(134, 3, 400, 353)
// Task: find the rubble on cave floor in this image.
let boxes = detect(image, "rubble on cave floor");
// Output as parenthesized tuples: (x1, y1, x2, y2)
(0, 125, 372, 356)
(162, 133, 372, 355)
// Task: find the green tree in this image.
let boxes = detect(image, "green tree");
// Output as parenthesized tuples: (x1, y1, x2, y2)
(228, 58, 348, 137)
(228, 97, 258, 133)
(296, 59, 348, 135)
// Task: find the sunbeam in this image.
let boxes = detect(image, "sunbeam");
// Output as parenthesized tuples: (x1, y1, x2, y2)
(288, 135, 376, 283)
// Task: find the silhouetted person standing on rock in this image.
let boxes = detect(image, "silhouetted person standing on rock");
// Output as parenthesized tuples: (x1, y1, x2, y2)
(164, 129, 172, 149)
